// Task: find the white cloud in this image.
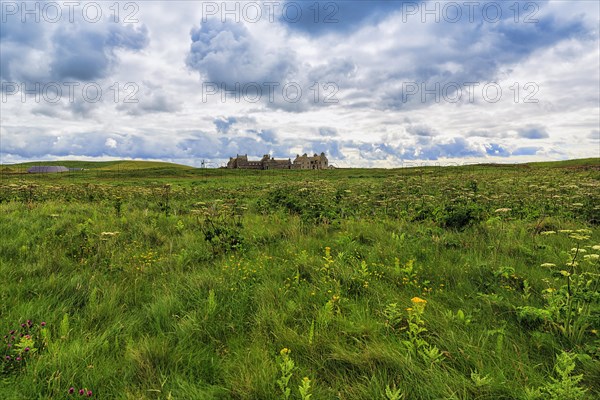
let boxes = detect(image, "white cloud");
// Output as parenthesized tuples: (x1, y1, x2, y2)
(105, 138, 117, 148)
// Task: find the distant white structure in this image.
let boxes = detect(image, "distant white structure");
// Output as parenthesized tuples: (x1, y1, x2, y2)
(27, 166, 69, 173)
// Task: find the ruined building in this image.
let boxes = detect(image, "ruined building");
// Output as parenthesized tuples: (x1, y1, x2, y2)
(226, 153, 328, 170)
(227, 154, 291, 170)
(292, 153, 328, 169)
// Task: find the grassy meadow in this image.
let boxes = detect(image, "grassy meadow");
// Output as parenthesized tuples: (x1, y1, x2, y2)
(1, 159, 599, 399)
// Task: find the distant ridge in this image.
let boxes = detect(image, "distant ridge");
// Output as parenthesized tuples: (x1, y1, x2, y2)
(7, 160, 194, 170)
(522, 158, 600, 168)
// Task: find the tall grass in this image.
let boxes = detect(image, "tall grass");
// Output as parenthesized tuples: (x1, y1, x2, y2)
(1, 161, 599, 399)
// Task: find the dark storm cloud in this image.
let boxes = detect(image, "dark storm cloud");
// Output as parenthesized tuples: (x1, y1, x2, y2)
(279, 0, 404, 35)
(0, 7, 45, 45)
(1, 10, 149, 83)
(372, 2, 589, 110)
(50, 23, 149, 81)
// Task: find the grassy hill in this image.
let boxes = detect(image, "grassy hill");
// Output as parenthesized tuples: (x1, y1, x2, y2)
(7, 160, 194, 170)
(0, 158, 599, 398)
(525, 158, 600, 168)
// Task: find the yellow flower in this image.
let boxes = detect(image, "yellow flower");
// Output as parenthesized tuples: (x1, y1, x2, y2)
(405, 307, 413, 312)
(100, 231, 120, 237)
(280, 348, 290, 356)
(411, 297, 427, 304)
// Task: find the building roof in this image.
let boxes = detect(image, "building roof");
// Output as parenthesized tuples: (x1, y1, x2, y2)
(27, 166, 69, 173)
(294, 152, 327, 161)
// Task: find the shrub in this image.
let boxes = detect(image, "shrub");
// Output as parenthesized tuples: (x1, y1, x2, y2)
(436, 202, 483, 230)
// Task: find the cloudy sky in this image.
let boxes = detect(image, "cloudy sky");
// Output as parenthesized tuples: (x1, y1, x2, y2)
(1, 0, 598, 167)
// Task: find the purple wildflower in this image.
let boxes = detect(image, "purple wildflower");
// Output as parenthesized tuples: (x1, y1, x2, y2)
(69, 387, 75, 394)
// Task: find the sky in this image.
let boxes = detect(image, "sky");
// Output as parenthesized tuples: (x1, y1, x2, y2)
(0, 0, 599, 167)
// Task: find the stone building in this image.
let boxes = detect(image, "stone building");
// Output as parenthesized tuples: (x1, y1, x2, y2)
(227, 154, 292, 170)
(261, 154, 292, 169)
(292, 153, 328, 169)
(226, 152, 329, 170)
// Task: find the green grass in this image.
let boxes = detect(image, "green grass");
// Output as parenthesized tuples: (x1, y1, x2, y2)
(94, 161, 194, 171)
(525, 158, 600, 168)
(1, 160, 599, 399)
